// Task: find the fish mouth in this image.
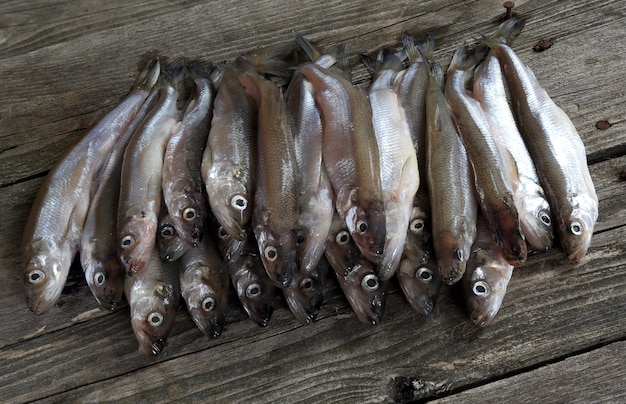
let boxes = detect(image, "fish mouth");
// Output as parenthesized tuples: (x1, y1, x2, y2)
(246, 304, 274, 327)
(415, 295, 435, 317)
(27, 294, 57, 316)
(283, 289, 321, 325)
(151, 339, 165, 356)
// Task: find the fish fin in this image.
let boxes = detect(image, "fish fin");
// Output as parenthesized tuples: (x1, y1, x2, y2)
(243, 42, 295, 84)
(421, 32, 435, 60)
(293, 31, 322, 62)
(133, 57, 161, 90)
(359, 52, 376, 73)
(481, 18, 526, 47)
(336, 46, 353, 83)
(448, 43, 489, 77)
(209, 62, 226, 87)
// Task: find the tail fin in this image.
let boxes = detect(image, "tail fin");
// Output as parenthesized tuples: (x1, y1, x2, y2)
(448, 42, 488, 74)
(482, 17, 526, 47)
(361, 49, 404, 83)
(293, 31, 322, 62)
(133, 57, 161, 90)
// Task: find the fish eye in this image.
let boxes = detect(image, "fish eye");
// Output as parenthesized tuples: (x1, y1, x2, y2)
(361, 274, 379, 291)
(416, 267, 434, 283)
(410, 218, 425, 233)
(570, 221, 583, 236)
(147, 312, 164, 327)
(300, 278, 314, 291)
(336, 231, 350, 245)
(160, 225, 174, 238)
(472, 280, 491, 297)
(539, 210, 551, 225)
(245, 283, 261, 298)
(356, 220, 368, 235)
(120, 235, 135, 249)
(202, 297, 216, 311)
(94, 271, 105, 286)
(454, 248, 464, 261)
(218, 226, 230, 239)
(27, 269, 46, 284)
(296, 233, 306, 245)
(230, 195, 248, 211)
(264, 246, 278, 261)
(182, 207, 197, 221)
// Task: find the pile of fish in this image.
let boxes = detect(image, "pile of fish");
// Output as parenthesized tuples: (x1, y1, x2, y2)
(21, 18, 598, 355)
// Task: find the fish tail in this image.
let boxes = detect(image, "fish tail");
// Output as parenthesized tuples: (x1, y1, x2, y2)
(401, 32, 420, 62)
(292, 31, 322, 62)
(362, 49, 404, 83)
(160, 60, 187, 90)
(421, 32, 435, 60)
(482, 17, 526, 47)
(335, 44, 353, 82)
(133, 57, 161, 90)
(448, 43, 488, 73)
(243, 42, 295, 85)
(209, 62, 226, 87)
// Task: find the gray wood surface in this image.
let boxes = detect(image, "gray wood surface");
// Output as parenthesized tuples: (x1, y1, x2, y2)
(1, 0, 625, 402)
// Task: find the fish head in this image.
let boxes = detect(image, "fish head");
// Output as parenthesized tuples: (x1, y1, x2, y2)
(462, 250, 513, 328)
(84, 254, 125, 311)
(345, 199, 386, 264)
(214, 225, 246, 262)
(181, 267, 228, 337)
(559, 205, 597, 262)
(338, 257, 388, 325)
(325, 215, 360, 276)
(22, 238, 71, 315)
(519, 192, 553, 252)
(130, 292, 178, 356)
(396, 257, 441, 317)
(156, 215, 190, 262)
(282, 257, 329, 324)
(435, 231, 471, 285)
(230, 252, 275, 327)
(255, 227, 297, 288)
(167, 190, 207, 247)
(403, 206, 432, 260)
(118, 214, 157, 275)
(206, 165, 252, 241)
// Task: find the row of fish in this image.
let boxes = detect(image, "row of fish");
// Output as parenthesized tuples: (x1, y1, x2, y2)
(21, 18, 598, 355)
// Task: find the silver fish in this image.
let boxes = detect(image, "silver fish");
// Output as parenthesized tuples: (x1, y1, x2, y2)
(125, 249, 180, 356)
(282, 256, 328, 325)
(21, 59, 160, 314)
(462, 214, 513, 328)
(162, 67, 215, 246)
(365, 50, 419, 280)
(485, 18, 598, 261)
(325, 214, 387, 325)
(118, 69, 182, 276)
(156, 213, 191, 262)
(446, 43, 527, 266)
(179, 232, 230, 337)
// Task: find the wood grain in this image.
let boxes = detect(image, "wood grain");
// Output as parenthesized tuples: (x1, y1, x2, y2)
(1, 0, 625, 402)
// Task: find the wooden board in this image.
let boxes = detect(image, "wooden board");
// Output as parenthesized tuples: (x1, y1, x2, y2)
(1, 0, 625, 402)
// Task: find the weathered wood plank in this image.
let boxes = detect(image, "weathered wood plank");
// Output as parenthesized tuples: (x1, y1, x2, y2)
(432, 340, 626, 403)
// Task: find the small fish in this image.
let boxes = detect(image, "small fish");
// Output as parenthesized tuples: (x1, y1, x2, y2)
(125, 249, 180, 356)
(156, 213, 191, 262)
(297, 35, 386, 264)
(473, 51, 554, 252)
(484, 18, 598, 261)
(118, 68, 182, 276)
(282, 256, 328, 325)
(80, 82, 161, 310)
(461, 214, 513, 327)
(179, 232, 230, 337)
(396, 199, 441, 316)
(239, 67, 299, 288)
(325, 214, 387, 325)
(424, 58, 478, 285)
(162, 65, 215, 246)
(202, 62, 257, 241)
(21, 59, 160, 314)
(446, 42, 527, 266)
(363, 49, 419, 280)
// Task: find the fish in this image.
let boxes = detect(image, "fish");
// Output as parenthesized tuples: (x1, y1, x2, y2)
(282, 256, 328, 325)
(424, 57, 478, 285)
(80, 82, 161, 311)
(179, 231, 230, 337)
(162, 65, 215, 246)
(239, 66, 299, 288)
(396, 199, 441, 316)
(125, 249, 180, 356)
(461, 214, 514, 327)
(285, 56, 334, 276)
(21, 58, 160, 314)
(117, 67, 182, 276)
(484, 18, 598, 261)
(473, 51, 554, 252)
(156, 213, 191, 262)
(297, 35, 386, 265)
(325, 214, 387, 325)
(202, 62, 257, 242)
(446, 42, 527, 266)
(222, 233, 275, 327)
(363, 49, 419, 280)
